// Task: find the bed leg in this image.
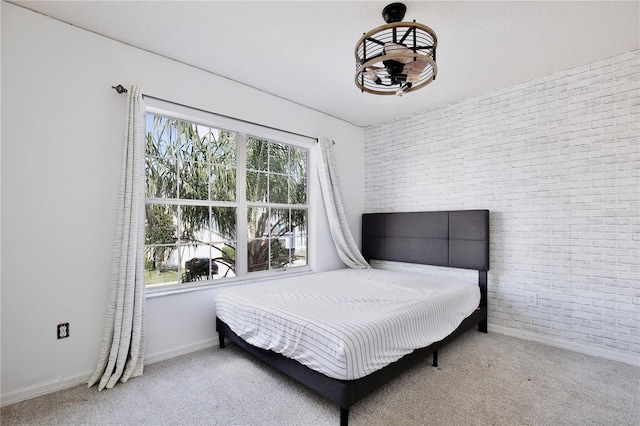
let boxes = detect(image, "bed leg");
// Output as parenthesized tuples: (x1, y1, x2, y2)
(218, 332, 225, 349)
(432, 350, 438, 367)
(340, 407, 349, 426)
(478, 320, 487, 334)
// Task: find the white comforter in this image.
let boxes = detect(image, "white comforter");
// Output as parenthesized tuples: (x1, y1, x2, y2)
(214, 268, 480, 380)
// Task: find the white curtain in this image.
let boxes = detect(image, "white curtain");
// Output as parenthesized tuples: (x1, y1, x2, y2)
(88, 85, 146, 391)
(316, 137, 370, 269)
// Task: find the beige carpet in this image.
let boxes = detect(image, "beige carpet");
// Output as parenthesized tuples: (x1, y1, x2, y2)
(2, 331, 639, 425)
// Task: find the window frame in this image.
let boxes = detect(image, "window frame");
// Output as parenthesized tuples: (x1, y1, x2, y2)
(144, 99, 314, 295)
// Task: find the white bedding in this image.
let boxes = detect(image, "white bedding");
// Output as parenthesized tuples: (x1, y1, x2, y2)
(214, 268, 480, 380)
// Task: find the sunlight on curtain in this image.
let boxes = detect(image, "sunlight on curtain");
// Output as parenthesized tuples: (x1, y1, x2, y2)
(88, 85, 146, 391)
(317, 137, 370, 269)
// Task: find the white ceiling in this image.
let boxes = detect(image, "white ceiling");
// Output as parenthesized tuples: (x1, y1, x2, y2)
(11, 1, 639, 127)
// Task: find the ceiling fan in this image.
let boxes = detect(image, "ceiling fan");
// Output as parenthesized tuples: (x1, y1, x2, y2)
(355, 2, 438, 96)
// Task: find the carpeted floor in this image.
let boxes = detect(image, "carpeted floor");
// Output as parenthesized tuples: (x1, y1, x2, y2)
(2, 331, 639, 425)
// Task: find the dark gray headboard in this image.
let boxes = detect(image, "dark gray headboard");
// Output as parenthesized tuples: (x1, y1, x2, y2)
(362, 210, 490, 271)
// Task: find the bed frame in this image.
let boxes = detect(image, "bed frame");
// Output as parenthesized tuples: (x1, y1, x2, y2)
(216, 209, 490, 425)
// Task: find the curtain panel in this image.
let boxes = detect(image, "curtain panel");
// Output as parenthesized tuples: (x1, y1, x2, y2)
(88, 85, 146, 391)
(316, 137, 370, 269)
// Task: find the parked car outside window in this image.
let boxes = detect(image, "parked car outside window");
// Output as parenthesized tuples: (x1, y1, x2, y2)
(184, 257, 219, 281)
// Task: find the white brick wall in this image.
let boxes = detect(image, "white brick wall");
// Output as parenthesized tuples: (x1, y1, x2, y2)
(364, 50, 640, 364)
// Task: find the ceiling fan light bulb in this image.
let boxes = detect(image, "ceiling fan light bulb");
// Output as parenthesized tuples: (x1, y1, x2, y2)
(396, 82, 412, 96)
(367, 69, 382, 85)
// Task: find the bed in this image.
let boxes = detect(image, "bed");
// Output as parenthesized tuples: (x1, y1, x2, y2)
(215, 210, 489, 425)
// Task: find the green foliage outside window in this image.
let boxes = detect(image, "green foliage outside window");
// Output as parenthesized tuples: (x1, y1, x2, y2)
(144, 113, 308, 286)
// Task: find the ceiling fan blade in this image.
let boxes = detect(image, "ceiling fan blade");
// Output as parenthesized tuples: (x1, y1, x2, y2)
(404, 58, 429, 81)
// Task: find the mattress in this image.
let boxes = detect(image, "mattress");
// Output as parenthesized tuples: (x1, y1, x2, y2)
(214, 268, 480, 380)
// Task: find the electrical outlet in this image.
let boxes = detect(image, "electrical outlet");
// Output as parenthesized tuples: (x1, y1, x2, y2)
(57, 322, 70, 339)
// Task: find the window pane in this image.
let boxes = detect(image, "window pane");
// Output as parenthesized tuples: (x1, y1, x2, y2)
(146, 115, 178, 199)
(179, 160, 209, 200)
(289, 145, 307, 176)
(210, 206, 237, 278)
(207, 130, 236, 166)
(291, 236, 308, 267)
(269, 174, 289, 204)
(289, 145, 307, 204)
(269, 143, 288, 174)
(247, 238, 269, 272)
(247, 170, 268, 202)
(289, 175, 306, 204)
(270, 238, 290, 270)
(210, 164, 236, 201)
(291, 209, 308, 267)
(146, 114, 176, 158)
(291, 209, 307, 234)
(145, 204, 178, 285)
(269, 208, 290, 270)
(248, 207, 268, 272)
(145, 246, 180, 286)
(146, 155, 177, 198)
(247, 207, 267, 240)
(146, 204, 178, 245)
(179, 205, 210, 242)
(269, 208, 290, 238)
(178, 207, 238, 281)
(178, 121, 203, 162)
(211, 206, 237, 241)
(181, 243, 213, 282)
(214, 241, 237, 278)
(247, 137, 268, 171)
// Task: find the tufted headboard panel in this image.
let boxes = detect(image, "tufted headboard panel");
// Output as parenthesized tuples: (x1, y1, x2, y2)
(362, 210, 490, 271)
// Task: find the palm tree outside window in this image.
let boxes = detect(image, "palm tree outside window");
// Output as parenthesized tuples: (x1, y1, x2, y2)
(144, 112, 309, 289)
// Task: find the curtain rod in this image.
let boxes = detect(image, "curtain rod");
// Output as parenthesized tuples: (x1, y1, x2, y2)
(111, 84, 319, 142)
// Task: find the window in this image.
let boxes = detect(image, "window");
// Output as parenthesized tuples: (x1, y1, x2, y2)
(144, 109, 309, 289)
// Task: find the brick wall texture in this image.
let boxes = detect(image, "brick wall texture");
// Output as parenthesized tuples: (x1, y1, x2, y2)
(364, 50, 639, 362)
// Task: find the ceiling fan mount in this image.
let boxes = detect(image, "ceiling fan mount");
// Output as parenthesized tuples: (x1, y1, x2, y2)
(382, 2, 407, 23)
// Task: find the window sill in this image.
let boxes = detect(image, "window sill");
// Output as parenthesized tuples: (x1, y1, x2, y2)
(145, 267, 314, 299)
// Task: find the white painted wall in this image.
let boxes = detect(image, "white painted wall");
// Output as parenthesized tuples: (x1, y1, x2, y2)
(364, 50, 640, 365)
(0, 3, 364, 404)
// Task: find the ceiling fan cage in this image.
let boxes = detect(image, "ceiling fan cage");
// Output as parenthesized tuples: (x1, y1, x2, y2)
(355, 21, 438, 95)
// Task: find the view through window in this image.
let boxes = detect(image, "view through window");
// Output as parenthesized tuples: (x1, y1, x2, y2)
(144, 112, 309, 288)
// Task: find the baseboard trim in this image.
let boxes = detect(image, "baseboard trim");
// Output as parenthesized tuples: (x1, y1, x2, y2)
(144, 337, 218, 365)
(1, 371, 93, 408)
(1, 338, 219, 408)
(489, 324, 640, 367)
